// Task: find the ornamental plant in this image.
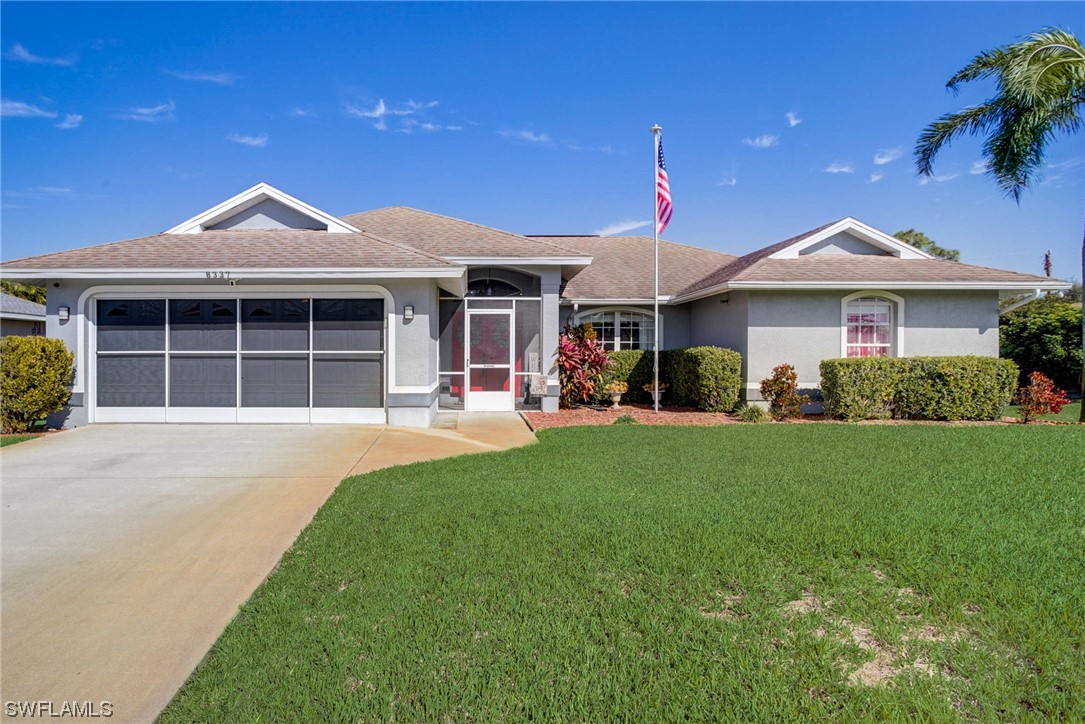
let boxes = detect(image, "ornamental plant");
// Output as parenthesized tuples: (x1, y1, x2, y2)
(1012, 371, 1071, 423)
(557, 323, 609, 408)
(642, 382, 669, 393)
(0, 336, 74, 433)
(759, 363, 810, 421)
(604, 381, 628, 394)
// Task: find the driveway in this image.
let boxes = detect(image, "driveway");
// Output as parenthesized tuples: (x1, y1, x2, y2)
(1, 417, 533, 722)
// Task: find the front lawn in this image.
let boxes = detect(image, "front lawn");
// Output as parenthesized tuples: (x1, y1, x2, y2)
(0, 434, 37, 447)
(163, 425, 1084, 720)
(1005, 400, 1081, 423)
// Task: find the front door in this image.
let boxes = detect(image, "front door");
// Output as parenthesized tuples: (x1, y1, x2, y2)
(465, 310, 514, 412)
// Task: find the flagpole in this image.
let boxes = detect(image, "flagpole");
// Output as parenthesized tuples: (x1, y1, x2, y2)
(650, 124, 662, 413)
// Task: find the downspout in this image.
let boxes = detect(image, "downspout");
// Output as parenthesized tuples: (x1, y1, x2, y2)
(999, 289, 1042, 316)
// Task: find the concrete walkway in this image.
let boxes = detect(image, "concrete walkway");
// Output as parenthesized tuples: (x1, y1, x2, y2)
(1, 415, 533, 723)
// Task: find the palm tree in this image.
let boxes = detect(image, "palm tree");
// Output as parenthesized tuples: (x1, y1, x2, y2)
(915, 28, 1085, 420)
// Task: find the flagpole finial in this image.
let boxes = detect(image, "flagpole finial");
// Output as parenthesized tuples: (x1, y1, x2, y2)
(650, 124, 662, 134)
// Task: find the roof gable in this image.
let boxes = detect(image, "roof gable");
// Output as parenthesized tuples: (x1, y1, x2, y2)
(768, 218, 933, 260)
(166, 182, 360, 234)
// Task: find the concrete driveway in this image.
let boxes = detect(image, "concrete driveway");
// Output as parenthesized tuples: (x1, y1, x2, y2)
(1, 417, 533, 722)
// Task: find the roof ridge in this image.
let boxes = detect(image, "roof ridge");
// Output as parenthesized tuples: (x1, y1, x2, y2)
(345, 206, 586, 256)
(351, 228, 461, 267)
(530, 234, 739, 259)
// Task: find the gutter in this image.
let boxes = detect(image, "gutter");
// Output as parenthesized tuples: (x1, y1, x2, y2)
(999, 289, 1044, 315)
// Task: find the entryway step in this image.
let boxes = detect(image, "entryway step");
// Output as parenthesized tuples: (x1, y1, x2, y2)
(431, 411, 459, 430)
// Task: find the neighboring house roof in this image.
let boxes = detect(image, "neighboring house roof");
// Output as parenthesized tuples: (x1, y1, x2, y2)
(0, 229, 459, 272)
(530, 235, 737, 301)
(0, 292, 45, 320)
(342, 206, 588, 260)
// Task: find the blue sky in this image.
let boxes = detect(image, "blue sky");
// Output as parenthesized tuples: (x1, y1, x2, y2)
(2, 2, 1082, 279)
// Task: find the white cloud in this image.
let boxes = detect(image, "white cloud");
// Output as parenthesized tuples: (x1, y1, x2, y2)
(120, 101, 175, 122)
(55, 113, 83, 129)
(868, 173, 884, 183)
(499, 129, 550, 143)
(742, 134, 778, 149)
(918, 173, 959, 185)
(873, 148, 903, 165)
(567, 143, 613, 153)
(226, 132, 268, 147)
(717, 175, 738, 187)
(396, 118, 464, 134)
(1047, 158, 1083, 170)
(785, 112, 802, 127)
(824, 161, 854, 174)
(1, 99, 57, 118)
(163, 69, 241, 85)
(4, 42, 75, 66)
(286, 107, 317, 118)
(593, 219, 652, 236)
(969, 160, 988, 175)
(345, 98, 440, 131)
(3, 185, 73, 199)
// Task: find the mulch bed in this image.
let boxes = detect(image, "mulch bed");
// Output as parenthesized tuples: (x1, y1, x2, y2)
(522, 406, 1081, 430)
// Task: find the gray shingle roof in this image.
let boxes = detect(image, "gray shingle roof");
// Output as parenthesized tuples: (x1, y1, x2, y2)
(0, 230, 459, 270)
(531, 236, 737, 300)
(341, 206, 586, 258)
(725, 256, 1056, 285)
(0, 292, 45, 318)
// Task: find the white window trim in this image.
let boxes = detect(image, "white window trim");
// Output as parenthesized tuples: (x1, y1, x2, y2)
(840, 290, 905, 358)
(573, 306, 661, 351)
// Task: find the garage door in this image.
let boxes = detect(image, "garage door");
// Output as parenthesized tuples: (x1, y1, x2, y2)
(93, 297, 385, 423)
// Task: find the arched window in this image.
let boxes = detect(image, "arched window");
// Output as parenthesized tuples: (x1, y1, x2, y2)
(842, 293, 903, 357)
(576, 309, 656, 351)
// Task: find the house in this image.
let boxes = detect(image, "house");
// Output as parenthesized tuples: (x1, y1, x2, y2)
(0, 292, 46, 337)
(0, 182, 1068, 427)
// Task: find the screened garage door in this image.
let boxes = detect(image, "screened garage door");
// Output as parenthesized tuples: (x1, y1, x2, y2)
(93, 297, 385, 423)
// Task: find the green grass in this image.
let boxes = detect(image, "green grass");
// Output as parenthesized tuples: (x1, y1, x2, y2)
(0, 434, 36, 447)
(163, 425, 1085, 721)
(1005, 400, 1081, 423)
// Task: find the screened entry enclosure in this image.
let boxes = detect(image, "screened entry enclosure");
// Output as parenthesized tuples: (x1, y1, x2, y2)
(438, 268, 543, 412)
(93, 297, 385, 423)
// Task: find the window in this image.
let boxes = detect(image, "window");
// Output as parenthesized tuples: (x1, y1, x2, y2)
(845, 297, 893, 357)
(577, 310, 656, 351)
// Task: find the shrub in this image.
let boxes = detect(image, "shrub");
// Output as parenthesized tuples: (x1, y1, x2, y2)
(667, 346, 742, 412)
(597, 350, 656, 404)
(759, 363, 810, 420)
(1013, 371, 1071, 423)
(820, 357, 903, 421)
(0, 336, 74, 433)
(736, 403, 769, 423)
(895, 356, 1017, 421)
(612, 413, 638, 425)
(557, 323, 609, 408)
(1000, 296, 1082, 391)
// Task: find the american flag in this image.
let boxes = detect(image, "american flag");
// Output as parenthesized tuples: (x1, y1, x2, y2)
(656, 138, 672, 235)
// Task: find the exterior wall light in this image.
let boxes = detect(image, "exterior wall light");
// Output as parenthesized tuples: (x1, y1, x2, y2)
(403, 305, 414, 322)
(59, 306, 70, 321)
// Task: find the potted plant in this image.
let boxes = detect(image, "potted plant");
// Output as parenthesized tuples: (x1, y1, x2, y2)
(642, 381, 669, 405)
(604, 381, 628, 409)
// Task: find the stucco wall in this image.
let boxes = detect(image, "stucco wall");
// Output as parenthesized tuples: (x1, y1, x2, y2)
(0, 318, 44, 337)
(208, 199, 326, 230)
(743, 289, 1001, 401)
(561, 303, 691, 350)
(799, 231, 891, 256)
(43, 278, 442, 428)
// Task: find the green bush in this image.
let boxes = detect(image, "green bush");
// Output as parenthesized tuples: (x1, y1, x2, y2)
(597, 350, 656, 404)
(736, 403, 769, 423)
(0, 336, 74, 433)
(896, 356, 1018, 421)
(667, 346, 742, 412)
(596, 347, 742, 411)
(1000, 296, 1082, 391)
(820, 357, 904, 421)
(819, 355, 1018, 422)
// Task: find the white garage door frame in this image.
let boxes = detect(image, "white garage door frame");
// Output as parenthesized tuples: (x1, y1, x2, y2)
(82, 284, 395, 424)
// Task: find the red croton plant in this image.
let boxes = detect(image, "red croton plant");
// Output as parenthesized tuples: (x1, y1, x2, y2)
(557, 322, 609, 408)
(1012, 371, 1071, 424)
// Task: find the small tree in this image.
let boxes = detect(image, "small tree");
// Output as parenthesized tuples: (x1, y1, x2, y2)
(759, 363, 810, 420)
(893, 229, 961, 261)
(557, 323, 608, 408)
(1013, 371, 1071, 423)
(1000, 296, 1083, 390)
(0, 336, 74, 433)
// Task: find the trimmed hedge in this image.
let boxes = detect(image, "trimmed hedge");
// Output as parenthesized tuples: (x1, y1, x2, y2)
(0, 336, 74, 433)
(596, 346, 742, 411)
(896, 356, 1017, 421)
(820, 357, 903, 421)
(668, 347, 742, 412)
(820, 355, 1018, 422)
